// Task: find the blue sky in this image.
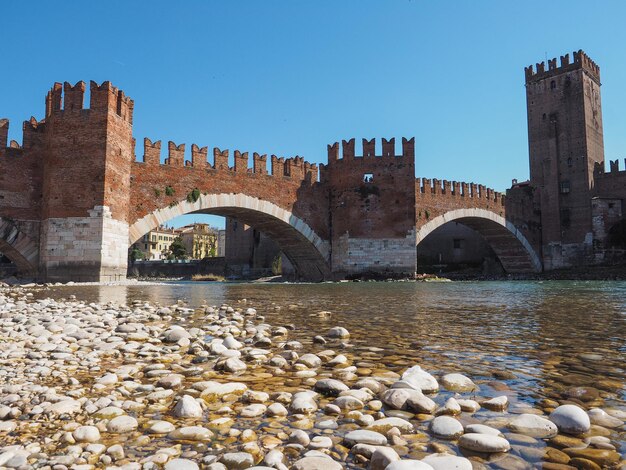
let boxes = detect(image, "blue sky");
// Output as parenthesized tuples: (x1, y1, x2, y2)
(2, 1, 625, 229)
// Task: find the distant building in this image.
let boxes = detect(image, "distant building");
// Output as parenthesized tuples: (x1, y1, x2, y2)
(178, 223, 218, 259)
(132, 226, 178, 260)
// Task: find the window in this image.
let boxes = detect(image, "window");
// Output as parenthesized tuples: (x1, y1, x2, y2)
(363, 173, 374, 183)
(608, 203, 615, 209)
(567, 157, 573, 167)
(453, 239, 462, 249)
(559, 180, 570, 194)
(550, 80, 556, 89)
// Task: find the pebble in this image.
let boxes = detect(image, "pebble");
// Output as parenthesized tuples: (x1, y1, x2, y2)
(72, 425, 101, 443)
(165, 459, 199, 470)
(173, 395, 203, 418)
(429, 416, 464, 439)
(421, 454, 472, 469)
(458, 433, 511, 453)
(106, 415, 138, 433)
(549, 404, 591, 434)
(508, 413, 558, 438)
(292, 456, 342, 470)
(343, 429, 387, 446)
(440, 373, 477, 392)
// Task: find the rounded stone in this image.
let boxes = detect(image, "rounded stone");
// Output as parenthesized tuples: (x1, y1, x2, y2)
(549, 404, 591, 435)
(221, 452, 254, 469)
(458, 433, 511, 453)
(429, 416, 464, 439)
(343, 429, 387, 446)
(440, 373, 477, 392)
(421, 454, 472, 470)
(292, 456, 342, 470)
(106, 415, 138, 433)
(314, 378, 349, 396)
(168, 426, 214, 441)
(173, 395, 203, 418)
(386, 461, 435, 470)
(72, 425, 101, 443)
(165, 459, 199, 470)
(508, 413, 558, 438)
(147, 420, 176, 434)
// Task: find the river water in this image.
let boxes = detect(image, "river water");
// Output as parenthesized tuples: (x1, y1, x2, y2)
(43, 280, 625, 451)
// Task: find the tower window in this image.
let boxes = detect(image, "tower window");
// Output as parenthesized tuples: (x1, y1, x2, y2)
(560, 180, 571, 194)
(453, 239, 462, 249)
(550, 80, 556, 89)
(363, 173, 374, 183)
(567, 157, 573, 167)
(542, 113, 546, 120)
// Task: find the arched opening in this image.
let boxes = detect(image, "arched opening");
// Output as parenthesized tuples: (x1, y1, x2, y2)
(417, 221, 504, 276)
(129, 194, 331, 281)
(0, 219, 38, 277)
(416, 209, 542, 274)
(607, 219, 626, 249)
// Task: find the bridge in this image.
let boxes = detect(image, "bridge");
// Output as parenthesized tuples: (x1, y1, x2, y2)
(0, 81, 541, 281)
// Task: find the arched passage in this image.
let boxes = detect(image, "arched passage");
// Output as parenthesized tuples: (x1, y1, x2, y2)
(129, 194, 332, 281)
(416, 208, 542, 273)
(0, 218, 39, 276)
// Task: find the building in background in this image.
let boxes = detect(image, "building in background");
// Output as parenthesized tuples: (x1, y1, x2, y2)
(132, 226, 178, 260)
(178, 223, 218, 259)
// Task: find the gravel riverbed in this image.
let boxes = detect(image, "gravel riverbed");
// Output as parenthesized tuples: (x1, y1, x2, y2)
(0, 285, 624, 469)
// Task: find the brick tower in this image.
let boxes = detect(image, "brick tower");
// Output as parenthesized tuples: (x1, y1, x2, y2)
(321, 137, 417, 277)
(40, 81, 134, 281)
(525, 51, 604, 269)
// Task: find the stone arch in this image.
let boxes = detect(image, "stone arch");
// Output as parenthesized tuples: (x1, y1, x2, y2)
(416, 208, 542, 273)
(0, 218, 39, 276)
(129, 194, 332, 281)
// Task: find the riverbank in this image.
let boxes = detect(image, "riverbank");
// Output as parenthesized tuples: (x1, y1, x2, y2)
(0, 285, 623, 469)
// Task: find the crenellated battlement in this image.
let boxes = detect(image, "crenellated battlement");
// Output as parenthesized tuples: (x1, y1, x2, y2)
(417, 177, 505, 205)
(137, 137, 318, 182)
(525, 50, 600, 84)
(44, 80, 134, 123)
(325, 137, 415, 163)
(594, 159, 626, 176)
(0, 117, 48, 157)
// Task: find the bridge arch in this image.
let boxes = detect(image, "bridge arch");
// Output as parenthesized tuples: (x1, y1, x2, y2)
(416, 208, 542, 273)
(129, 193, 332, 281)
(0, 218, 39, 276)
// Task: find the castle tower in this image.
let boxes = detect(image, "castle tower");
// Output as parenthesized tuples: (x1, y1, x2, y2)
(40, 81, 134, 281)
(525, 50, 604, 269)
(322, 138, 417, 277)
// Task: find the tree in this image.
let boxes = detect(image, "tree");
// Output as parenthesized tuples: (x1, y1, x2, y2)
(169, 237, 187, 260)
(129, 246, 144, 262)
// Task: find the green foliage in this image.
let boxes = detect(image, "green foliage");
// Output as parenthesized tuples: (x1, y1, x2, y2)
(129, 246, 144, 262)
(154, 188, 161, 197)
(168, 201, 178, 208)
(272, 255, 282, 276)
(169, 236, 187, 260)
(165, 185, 175, 196)
(186, 188, 201, 203)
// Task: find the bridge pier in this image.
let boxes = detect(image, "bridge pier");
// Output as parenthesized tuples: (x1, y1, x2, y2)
(40, 206, 129, 282)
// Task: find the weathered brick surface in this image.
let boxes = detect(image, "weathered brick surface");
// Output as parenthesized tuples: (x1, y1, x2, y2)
(14, 70, 626, 279)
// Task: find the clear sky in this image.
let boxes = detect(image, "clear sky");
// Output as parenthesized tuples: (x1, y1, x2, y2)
(2, 1, 625, 229)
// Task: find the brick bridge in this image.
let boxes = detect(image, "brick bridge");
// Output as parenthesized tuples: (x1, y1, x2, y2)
(0, 81, 541, 281)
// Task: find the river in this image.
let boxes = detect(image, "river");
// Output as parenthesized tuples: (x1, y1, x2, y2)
(41, 279, 626, 453)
